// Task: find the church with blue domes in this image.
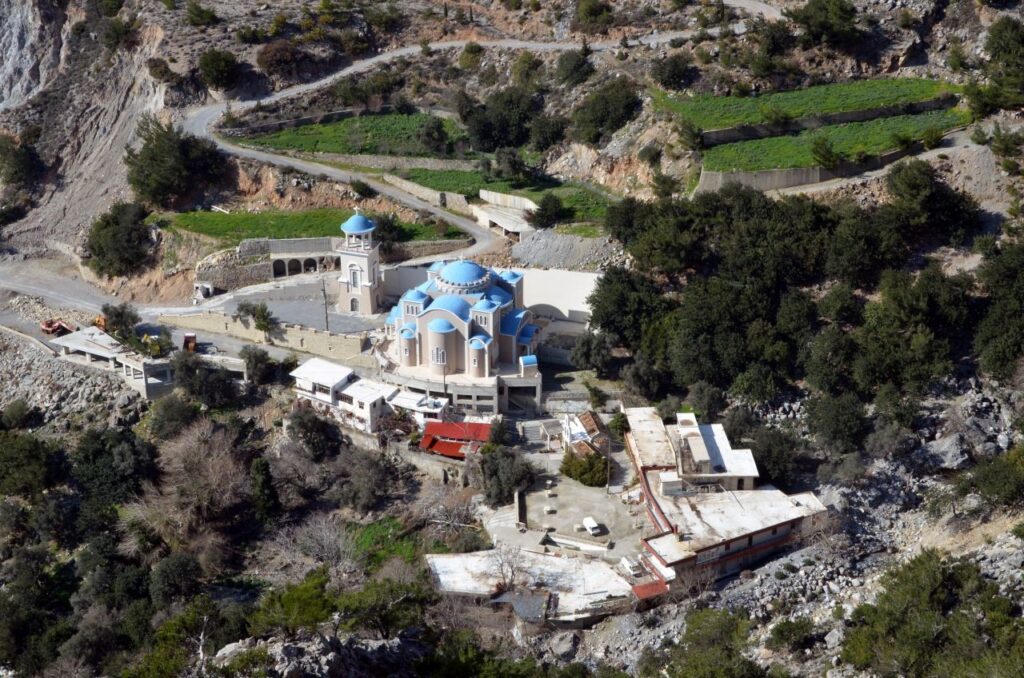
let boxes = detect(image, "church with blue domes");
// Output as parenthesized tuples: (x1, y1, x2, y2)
(382, 258, 542, 413)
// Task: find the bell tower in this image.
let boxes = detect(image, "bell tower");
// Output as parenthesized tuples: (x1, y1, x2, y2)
(336, 211, 381, 315)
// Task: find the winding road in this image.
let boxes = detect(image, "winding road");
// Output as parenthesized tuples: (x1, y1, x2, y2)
(180, 0, 781, 258)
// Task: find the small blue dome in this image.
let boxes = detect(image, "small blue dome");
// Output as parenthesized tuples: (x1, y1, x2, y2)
(439, 260, 489, 285)
(499, 269, 523, 283)
(341, 213, 375, 235)
(427, 294, 471, 321)
(469, 334, 492, 350)
(472, 298, 499, 313)
(428, 261, 446, 272)
(399, 323, 417, 339)
(401, 289, 429, 303)
(428, 318, 457, 333)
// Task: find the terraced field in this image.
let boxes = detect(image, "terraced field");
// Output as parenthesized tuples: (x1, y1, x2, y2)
(156, 208, 462, 246)
(402, 169, 612, 222)
(702, 108, 971, 172)
(653, 78, 958, 130)
(243, 113, 470, 158)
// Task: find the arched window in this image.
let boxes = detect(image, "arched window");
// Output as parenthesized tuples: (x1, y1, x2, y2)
(350, 298, 359, 312)
(349, 265, 361, 288)
(431, 347, 446, 365)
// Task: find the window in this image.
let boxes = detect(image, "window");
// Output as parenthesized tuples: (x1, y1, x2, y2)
(737, 478, 744, 490)
(338, 393, 353, 405)
(431, 347, 446, 365)
(349, 267, 361, 287)
(314, 383, 331, 395)
(402, 347, 409, 357)
(472, 357, 478, 367)
(771, 527, 778, 535)
(477, 315, 488, 326)
(406, 304, 416, 315)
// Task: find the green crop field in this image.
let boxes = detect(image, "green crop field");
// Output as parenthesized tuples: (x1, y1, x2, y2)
(702, 108, 971, 172)
(402, 169, 612, 222)
(653, 78, 959, 130)
(156, 208, 463, 246)
(244, 113, 470, 157)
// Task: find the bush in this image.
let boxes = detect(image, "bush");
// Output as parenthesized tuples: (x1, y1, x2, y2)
(459, 42, 484, 70)
(652, 52, 696, 90)
(146, 57, 179, 84)
(98, 0, 123, 16)
(819, 283, 861, 324)
(350, 179, 377, 198)
(479, 448, 535, 507)
(555, 49, 594, 87)
(572, 81, 641, 145)
(86, 202, 152, 277)
(1, 399, 31, 430)
(249, 567, 334, 635)
(125, 114, 224, 206)
(575, 0, 615, 33)
(103, 17, 136, 51)
(527, 193, 564, 228)
(257, 40, 310, 78)
(169, 352, 239, 409)
(529, 114, 568, 151)
(750, 427, 799, 490)
(240, 345, 275, 385)
(335, 578, 433, 639)
(806, 392, 867, 454)
(1012, 521, 1024, 541)
(0, 433, 63, 498)
(198, 49, 239, 90)
(101, 302, 141, 340)
(149, 553, 201, 606)
(784, 0, 860, 49)
(767, 617, 815, 651)
(290, 407, 344, 461)
(561, 450, 608, 486)
(570, 329, 615, 378)
(233, 300, 278, 335)
(185, 0, 218, 26)
(921, 125, 944, 150)
(0, 136, 43, 188)
(148, 393, 200, 440)
(73, 428, 157, 536)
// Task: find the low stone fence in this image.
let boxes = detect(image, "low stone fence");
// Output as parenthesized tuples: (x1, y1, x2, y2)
(382, 175, 472, 214)
(700, 94, 957, 147)
(219, 107, 376, 137)
(389, 238, 472, 261)
(387, 441, 467, 485)
(479, 189, 538, 212)
(695, 128, 967, 193)
(158, 311, 368, 360)
(308, 151, 477, 172)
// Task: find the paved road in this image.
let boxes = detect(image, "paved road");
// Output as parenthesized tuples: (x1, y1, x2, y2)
(179, 1, 777, 259)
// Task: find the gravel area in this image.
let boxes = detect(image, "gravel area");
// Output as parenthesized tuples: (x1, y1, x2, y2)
(511, 231, 628, 271)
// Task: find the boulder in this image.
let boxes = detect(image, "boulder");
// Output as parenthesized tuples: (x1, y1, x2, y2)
(925, 433, 969, 470)
(547, 631, 580, 661)
(825, 627, 845, 650)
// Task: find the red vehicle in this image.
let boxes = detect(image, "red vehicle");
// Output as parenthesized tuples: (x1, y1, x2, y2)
(40, 319, 77, 336)
(182, 333, 198, 352)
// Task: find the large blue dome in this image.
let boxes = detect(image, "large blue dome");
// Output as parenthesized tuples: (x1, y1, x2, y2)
(341, 213, 375, 235)
(439, 260, 488, 285)
(427, 294, 471, 320)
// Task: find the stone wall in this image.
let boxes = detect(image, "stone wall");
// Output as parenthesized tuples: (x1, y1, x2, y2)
(158, 311, 368, 360)
(387, 441, 467, 485)
(389, 238, 472, 261)
(479, 189, 538, 212)
(382, 175, 472, 214)
(308, 152, 477, 172)
(700, 95, 957, 147)
(196, 249, 275, 291)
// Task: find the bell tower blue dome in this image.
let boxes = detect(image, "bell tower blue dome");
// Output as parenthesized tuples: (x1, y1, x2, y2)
(341, 213, 376, 235)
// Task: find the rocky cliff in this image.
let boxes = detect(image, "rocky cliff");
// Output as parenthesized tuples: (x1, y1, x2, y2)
(0, 0, 67, 111)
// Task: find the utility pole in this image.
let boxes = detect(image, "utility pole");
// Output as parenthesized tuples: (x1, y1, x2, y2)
(321, 278, 330, 332)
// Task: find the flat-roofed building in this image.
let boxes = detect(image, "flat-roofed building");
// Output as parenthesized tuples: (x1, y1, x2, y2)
(291, 358, 398, 433)
(621, 406, 829, 588)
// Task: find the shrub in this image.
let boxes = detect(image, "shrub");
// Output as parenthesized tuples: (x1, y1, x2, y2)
(335, 578, 433, 639)
(249, 567, 334, 635)
(146, 57, 179, 84)
(652, 52, 696, 90)
(819, 283, 861, 324)
(529, 114, 568, 151)
(289, 407, 343, 461)
(1, 399, 32, 430)
(0, 136, 43, 188)
(73, 428, 157, 536)
(257, 40, 309, 78)
(768, 617, 815, 651)
(527, 193, 564, 228)
(571, 80, 641, 145)
(101, 302, 141, 340)
(98, 0, 123, 16)
(806, 392, 867, 454)
(0, 433, 63, 498)
(555, 49, 594, 87)
(561, 450, 608, 486)
(149, 553, 201, 606)
(575, 0, 614, 33)
(198, 49, 239, 90)
(148, 394, 200, 440)
(479, 447, 535, 507)
(570, 330, 615, 378)
(240, 345, 275, 385)
(811, 135, 841, 170)
(185, 0, 218, 26)
(750, 428, 799, 490)
(784, 0, 860, 49)
(235, 25, 266, 44)
(459, 42, 484, 70)
(103, 17, 136, 51)
(349, 179, 377, 198)
(233, 301, 277, 335)
(169, 352, 239, 409)
(125, 114, 224, 206)
(86, 202, 152, 277)
(687, 381, 726, 422)
(1012, 521, 1024, 541)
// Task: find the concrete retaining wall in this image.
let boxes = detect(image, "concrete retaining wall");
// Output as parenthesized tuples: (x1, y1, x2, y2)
(694, 135, 964, 193)
(158, 311, 367, 360)
(479, 189, 538, 212)
(308, 151, 477, 172)
(382, 175, 472, 214)
(700, 95, 957, 147)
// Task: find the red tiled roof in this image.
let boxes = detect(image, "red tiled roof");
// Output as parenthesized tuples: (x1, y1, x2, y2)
(632, 580, 669, 600)
(422, 421, 491, 443)
(420, 435, 471, 460)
